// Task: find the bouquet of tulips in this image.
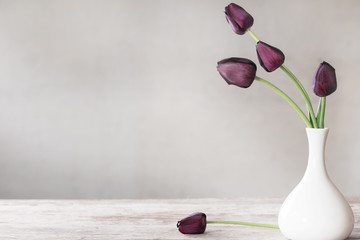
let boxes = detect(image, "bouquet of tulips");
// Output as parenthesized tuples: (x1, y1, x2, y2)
(217, 3, 337, 129)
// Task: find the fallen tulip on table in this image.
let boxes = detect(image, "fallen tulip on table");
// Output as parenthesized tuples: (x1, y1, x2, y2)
(177, 212, 279, 234)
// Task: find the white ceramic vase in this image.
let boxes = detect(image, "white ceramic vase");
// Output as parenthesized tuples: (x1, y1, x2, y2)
(278, 128, 354, 240)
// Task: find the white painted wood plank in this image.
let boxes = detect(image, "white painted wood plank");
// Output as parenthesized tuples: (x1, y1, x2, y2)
(0, 199, 358, 239)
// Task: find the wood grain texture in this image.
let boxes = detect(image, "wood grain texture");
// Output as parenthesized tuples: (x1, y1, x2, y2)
(0, 198, 359, 240)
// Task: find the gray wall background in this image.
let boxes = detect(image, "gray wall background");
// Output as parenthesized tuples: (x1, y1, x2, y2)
(0, 0, 359, 199)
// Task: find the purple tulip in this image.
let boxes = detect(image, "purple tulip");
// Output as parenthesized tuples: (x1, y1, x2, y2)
(217, 57, 257, 88)
(312, 61, 337, 97)
(256, 41, 285, 72)
(225, 3, 254, 35)
(177, 212, 207, 234)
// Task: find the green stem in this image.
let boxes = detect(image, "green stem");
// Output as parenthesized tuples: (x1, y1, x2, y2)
(317, 97, 326, 128)
(255, 76, 312, 128)
(279, 65, 318, 128)
(247, 29, 260, 42)
(207, 220, 279, 229)
(246, 29, 317, 128)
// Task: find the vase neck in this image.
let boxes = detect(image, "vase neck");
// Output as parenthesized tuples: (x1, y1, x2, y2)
(304, 128, 329, 177)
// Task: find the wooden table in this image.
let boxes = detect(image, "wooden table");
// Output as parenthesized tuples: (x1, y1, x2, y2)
(0, 198, 359, 239)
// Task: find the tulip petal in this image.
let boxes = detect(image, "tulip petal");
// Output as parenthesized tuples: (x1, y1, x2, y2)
(256, 41, 285, 72)
(217, 58, 257, 88)
(177, 212, 207, 234)
(225, 14, 244, 35)
(312, 61, 337, 97)
(225, 3, 254, 35)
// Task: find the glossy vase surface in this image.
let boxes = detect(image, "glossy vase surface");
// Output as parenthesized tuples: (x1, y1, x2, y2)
(278, 128, 354, 240)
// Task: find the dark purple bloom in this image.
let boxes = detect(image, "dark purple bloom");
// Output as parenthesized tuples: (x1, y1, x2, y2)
(312, 61, 337, 97)
(256, 41, 285, 72)
(217, 57, 257, 88)
(177, 212, 207, 234)
(225, 3, 254, 35)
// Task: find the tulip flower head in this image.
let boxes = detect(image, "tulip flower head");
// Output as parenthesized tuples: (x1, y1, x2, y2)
(256, 41, 285, 72)
(177, 212, 207, 234)
(312, 61, 337, 97)
(217, 57, 257, 88)
(225, 3, 254, 35)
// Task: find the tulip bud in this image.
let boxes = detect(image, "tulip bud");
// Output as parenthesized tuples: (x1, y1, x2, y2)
(217, 57, 257, 88)
(256, 41, 285, 72)
(225, 3, 254, 35)
(312, 61, 337, 97)
(177, 212, 207, 234)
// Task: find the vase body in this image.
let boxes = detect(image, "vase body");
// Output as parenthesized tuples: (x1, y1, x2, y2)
(278, 128, 354, 240)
